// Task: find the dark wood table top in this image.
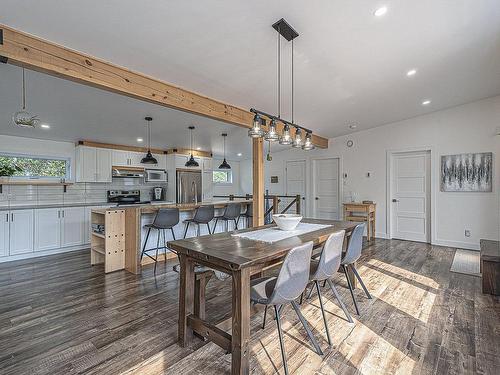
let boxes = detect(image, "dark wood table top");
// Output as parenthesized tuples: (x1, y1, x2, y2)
(480, 239, 500, 262)
(168, 218, 358, 272)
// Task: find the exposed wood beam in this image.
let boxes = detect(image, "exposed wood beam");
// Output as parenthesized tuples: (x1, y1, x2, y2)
(0, 24, 328, 149)
(252, 138, 264, 226)
(77, 140, 166, 155)
(166, 148, 213, 158)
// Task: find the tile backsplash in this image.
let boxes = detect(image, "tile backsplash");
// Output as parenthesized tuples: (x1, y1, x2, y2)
(0, 179, 168, 208)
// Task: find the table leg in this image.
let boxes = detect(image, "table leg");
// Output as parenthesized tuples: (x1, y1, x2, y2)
(232, 268, 251, 375)
(178, 254, 195, 346)
(194, 272, 212, 320)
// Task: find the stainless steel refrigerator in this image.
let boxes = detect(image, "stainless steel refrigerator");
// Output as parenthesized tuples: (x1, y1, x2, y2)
(176, 170, 202, 204)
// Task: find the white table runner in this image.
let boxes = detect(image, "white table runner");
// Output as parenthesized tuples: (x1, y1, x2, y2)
(232, 223, 331, 243)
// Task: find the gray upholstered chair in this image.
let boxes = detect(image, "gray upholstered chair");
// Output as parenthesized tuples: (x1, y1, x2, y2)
(304, 230, 353, 345)
(183, 205, 214, 238)
(140, 208, 179, 274)
(250, 241, 322, 375)
(238, 202, 253, 228)
(213, 203, 241, 232)
(342, 223, 372, 315)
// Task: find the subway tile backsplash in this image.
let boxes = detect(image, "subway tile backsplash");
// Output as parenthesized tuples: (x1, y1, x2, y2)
(1, 179, 168, 208)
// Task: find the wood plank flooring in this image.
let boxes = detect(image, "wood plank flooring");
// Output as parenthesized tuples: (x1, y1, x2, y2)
(0, 239, 498, 374)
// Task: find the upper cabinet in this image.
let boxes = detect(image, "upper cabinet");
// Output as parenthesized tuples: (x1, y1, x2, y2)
(174, 154, 202, 169)
(202, 158, 213, 172)
(75, 146, 112, 183)
(111, 150, 166, 169)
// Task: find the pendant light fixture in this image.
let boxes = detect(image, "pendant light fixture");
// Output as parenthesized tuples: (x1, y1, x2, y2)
(140, 117, 158, 164)
(250, 18, 315, 151)
(12, 67, 40, 129)
(218, 133, 231, 169)
(185, 126, 199, 167)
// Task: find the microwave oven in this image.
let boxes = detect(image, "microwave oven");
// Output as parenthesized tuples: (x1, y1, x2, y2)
(145, 169, 167, 183)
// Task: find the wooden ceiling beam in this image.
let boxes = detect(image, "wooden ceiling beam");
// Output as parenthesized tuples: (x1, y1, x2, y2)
(0, 24, 328, 149)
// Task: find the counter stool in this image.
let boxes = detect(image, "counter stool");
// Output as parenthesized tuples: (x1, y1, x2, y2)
(183, 205, 214, 238)
(140, 208, 179, 274)
(213, 203, 241, 233)
(238, 203, 253, 228)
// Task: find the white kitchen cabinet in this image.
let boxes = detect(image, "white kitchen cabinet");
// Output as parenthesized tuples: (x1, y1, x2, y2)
(175, 154, 201, 169)
(0, 212, 8, 257)
(111, 150, 129, 166)
(61, 207, 86, 248)
(9, 209, 34, 255)
(153, 153, 167, 170)
(76, 146, 112, 183)
(202, 171, 214, 201)
(128, 151, 144, 167)
(34, 208, 62, 252)
(202, 158, 213, 172)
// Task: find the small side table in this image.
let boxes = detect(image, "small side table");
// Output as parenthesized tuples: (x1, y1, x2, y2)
(343, 202, 376, 241)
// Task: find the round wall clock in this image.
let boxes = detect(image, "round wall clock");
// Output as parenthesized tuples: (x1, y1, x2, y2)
(347, 140, 354, 148)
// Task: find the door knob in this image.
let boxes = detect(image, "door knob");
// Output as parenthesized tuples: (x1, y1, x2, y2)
(392, 199, 399, 202)
(315, 197, 319, 200)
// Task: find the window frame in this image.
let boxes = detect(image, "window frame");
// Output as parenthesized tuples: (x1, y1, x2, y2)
(0, 152, 71, 180)
(212, 169, 233, 185)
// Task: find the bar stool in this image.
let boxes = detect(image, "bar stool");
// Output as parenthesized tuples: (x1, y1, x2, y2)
(251, 242, 322, 375)
(140, 208, 179, 274)
(341, 223, 372, 315)
(183, 205, 214, 238)
(213, 203, 241, 233)
(238, 202, 253, 228)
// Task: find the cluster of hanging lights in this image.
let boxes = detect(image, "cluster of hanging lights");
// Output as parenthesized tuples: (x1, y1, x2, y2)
(248, 19, 315, 151)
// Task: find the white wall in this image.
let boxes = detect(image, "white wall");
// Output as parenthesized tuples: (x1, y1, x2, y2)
(212, 158, 242, 197)
(240, 95, 500, 249)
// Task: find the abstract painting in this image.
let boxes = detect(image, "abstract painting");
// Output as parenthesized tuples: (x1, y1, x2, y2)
(441, 153, 492, 192)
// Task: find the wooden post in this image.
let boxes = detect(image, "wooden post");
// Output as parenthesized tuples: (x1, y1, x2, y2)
(296, 194, 301, 215)
(252, 138, 264, 227)
(272, 196, 279, 214)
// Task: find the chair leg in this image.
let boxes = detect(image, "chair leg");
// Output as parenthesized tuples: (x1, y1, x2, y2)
(234, 218, 238, 230)
(262, 305, 268, 329)
(213, 218, 218, 233)
(322, 280, 327, 288)
(196, 223, 200, 236)
(183, 222, 190, 238)
(290, 301, 323, 355)
(343, 265, 360, 315)
(326, 279, 354, 323)
(315, 281, 332, 346)
(350, 265, 372, 299)
(306, 283, 315, 300)
(170, 227, 176, 241)
(141, 227, 151, 260)
(274, 305, 289, 375)
(225, 219, 228, 232)
(206, 223, 211, 235)
(154, 230, 160, 274)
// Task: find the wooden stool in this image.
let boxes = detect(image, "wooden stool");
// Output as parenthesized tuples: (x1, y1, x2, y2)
(343, 202, 376, 241)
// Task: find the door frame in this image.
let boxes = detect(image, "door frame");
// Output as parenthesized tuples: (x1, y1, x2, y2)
(311, 157, 342, 220)
(285, 158, 307, 215)
(386, 147, 436, 243)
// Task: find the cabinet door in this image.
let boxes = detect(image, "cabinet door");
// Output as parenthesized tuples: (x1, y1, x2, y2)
(129, 151, 144, 167)
(153, 153, 166, 170)
(96, 149, 112, 182)
(0, 212, 9, 257)
(61, 207, 85, 247)
(77, 146, 97, 182)
(111, 150, 129, 167)
(202, 158, 213, 171)
(9, 209, 34, 255)
(34, 208, 61, 251)
(175, 155, 189, 169)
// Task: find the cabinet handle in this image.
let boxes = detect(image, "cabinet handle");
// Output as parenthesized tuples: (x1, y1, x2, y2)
(62, 210, 65, 218)
(58, 210, 60, 219)
(6, 213, 8, 222)
(11, 213, 14, 222)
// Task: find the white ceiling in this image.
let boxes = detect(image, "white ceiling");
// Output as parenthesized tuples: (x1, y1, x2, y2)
(1, 0, 500, 142)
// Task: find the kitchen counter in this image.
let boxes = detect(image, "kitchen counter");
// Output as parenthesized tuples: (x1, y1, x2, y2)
(0, 202, 115, 211)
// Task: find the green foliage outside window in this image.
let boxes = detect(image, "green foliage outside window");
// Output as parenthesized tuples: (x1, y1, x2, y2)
(213, 170, 232, 184)
(0, 155, 68, 178)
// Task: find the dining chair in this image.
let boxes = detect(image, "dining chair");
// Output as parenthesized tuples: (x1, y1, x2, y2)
(212, 203, 241, 233)
(238, 202, 253, 228)
(303, 230, 353, 345)
(341, 223, 372, 315)
(183, 205, 214, 238)
(140, 208, 179, 274)
(250, 241, 322, 375)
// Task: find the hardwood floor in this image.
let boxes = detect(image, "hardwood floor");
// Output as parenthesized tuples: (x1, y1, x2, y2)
(0, 239, 498, 374)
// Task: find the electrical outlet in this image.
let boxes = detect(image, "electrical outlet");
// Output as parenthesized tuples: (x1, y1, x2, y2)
(464, 230, 471, 237)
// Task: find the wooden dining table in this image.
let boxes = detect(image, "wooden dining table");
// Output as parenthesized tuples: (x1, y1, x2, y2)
(168, 218, 359, 375)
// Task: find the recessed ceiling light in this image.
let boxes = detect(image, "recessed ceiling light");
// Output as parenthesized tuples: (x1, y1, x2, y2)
(407, 69, 417, 77)
(237, 153, 242, 157)
(40, 124, 50, 129)
(422, 100, 431, 105)
(349, 124, 357, 129)
(374, 6, 388, 17)
(196, 147, 202, 150)
(136, 137, 143, 142)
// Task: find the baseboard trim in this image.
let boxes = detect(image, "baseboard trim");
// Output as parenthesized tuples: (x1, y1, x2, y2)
(0, 244, 89, 263)
(432, 239, 480, 251)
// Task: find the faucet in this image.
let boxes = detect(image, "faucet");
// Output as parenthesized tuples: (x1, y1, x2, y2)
(191, 181, 198, 204)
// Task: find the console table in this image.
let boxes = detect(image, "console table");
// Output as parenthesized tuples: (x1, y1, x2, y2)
(480, 239, 500, 295)
(343, 202, 376, 241)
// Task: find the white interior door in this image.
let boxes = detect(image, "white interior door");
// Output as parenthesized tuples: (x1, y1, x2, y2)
(285, 160, 306, 215)
(313, 158, 340, 219)
(391, 151, 431, 242)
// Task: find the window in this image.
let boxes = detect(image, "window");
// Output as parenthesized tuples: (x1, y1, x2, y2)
(0, 153, 69, 179)
(212, 170, 232, 184)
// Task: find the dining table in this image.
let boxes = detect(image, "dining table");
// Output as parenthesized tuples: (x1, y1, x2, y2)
(167, 218, 359, 375)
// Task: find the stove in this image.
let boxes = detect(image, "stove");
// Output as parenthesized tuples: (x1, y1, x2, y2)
(107, 190, 151, 206)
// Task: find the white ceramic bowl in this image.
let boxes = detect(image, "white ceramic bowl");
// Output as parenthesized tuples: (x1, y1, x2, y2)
(272, 214, 303, 231)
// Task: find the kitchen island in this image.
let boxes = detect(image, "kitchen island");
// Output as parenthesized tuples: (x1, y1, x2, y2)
(91, 199, 252, 274)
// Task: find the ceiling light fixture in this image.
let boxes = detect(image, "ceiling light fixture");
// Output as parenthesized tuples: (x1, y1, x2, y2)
(140, 117, 158, 164)
(40, 124, 50, 129)
(374, 6, 388, 17)
(218, 133, 231, 169)
(302, 132, 314, 151)
(349, 124, 357, 129)
(237, 153, 243, 157)
(250, 18, 314, 150)
(407, 69, 417, 76)
(196, 147, 202, 151)
(185, 126, 199, 167)
(12, 67, 40, 129)
(422, 100, 431, 105)
(136, 137, 143, 142)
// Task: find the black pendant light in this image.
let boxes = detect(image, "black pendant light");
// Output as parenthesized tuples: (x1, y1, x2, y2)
(218, 133, 231, 169)
(185, 125, 199, 167)
(141, 117, 158, 164)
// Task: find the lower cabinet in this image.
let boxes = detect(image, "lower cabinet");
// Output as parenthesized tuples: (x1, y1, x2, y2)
(9, 209, 34, 255)
(0, 212, 9, 257)
(61, 207, 86, 248)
